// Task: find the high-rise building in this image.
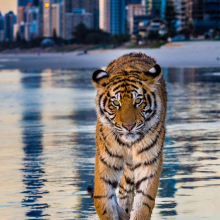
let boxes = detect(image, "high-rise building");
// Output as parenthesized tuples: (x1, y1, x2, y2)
(192, 0, 220, 30)
(174, 0, 192, 31)
(62, 0, 73, 39)
(51, 3, 62, 37)
(18, 0, 39, 6)
(100, 0, 126, 34)
(71, 0, 99, 29)
(18, 0, 33, 6)
(4, 11, 16, 41)
(72, 9, 93, 29)
(24, 7, 39, 23)
(0, 12, 4, 42)
(64, 9, 94, 40)
(142, 0, 167, 18)
(38, 0, 44, 37)
(25, 21, 38, 40)
(17, 7, 25, 24)
(126, 0, 142, 4)
(127, 4, 145, 34)
(43, 0, 52, 37)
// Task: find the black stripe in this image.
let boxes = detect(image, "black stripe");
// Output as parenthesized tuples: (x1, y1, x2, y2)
(125, 176, 134, 185)
(147, 94, 152, 107)
(110, 114, 116, 120)
(98, 94, 104, 116)
(102, 210, 107, 215)
(105, 145, 123, 159)
(113, 84, 122, 92)
(145, 92, 157, 121)
(110, 79, 140, 89)
(143, 202, 151, 212)
(119, 195, 129, 200)
(125, 83, 139, 89)
(143, 147, 162, 166)
(108, 194, 115, 199)
(101, 178, 118, 188)
(136, 190, 155, 201)
(119, 185, 133, 193)
(125, 163, 134, 171)
(115, 135, 130, 147)
(107, 75, 143, 89)
(103, 96, 108, 107)
(134, 147, 162, 170)
(137, 125, 164, 154)
(133, 163, 141, 170)
(93, 195, 107, 199)
(100, 157, 123, 171)
(135, 173, 156, 190)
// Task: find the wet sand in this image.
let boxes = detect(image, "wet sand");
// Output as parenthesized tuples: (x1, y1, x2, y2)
(0, 41, 220, 69)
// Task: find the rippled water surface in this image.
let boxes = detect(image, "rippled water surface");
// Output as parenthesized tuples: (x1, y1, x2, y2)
(0, 68, 220, 220)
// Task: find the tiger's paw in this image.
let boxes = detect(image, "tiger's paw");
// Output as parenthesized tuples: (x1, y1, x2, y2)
(117, 205, 129, 220)
(130, 209, 151, 220)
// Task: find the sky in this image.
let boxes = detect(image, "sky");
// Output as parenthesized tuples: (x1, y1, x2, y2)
(0, 0, 17, 16)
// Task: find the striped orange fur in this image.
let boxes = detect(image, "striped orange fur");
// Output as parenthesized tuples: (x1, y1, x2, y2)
(92, 53, 167, 220)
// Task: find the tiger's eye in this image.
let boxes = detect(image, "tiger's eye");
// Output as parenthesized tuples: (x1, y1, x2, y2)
(135, 98, 141, 104)
(113, 100, 119, 106)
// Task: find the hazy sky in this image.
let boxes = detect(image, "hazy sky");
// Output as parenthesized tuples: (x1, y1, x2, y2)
(0, 0, 17, 15)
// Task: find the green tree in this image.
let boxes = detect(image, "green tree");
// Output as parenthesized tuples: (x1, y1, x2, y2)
(113, 34, 130, 46)
(72, 23, 89, 44)
(165, 0, 176, 37)
(53, 29, 58, 42)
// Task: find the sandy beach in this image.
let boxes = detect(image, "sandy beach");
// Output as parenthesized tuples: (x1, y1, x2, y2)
(0, 41, 220, 69)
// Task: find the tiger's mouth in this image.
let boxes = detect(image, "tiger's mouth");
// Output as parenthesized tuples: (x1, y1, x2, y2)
(119, 132, 141, 144)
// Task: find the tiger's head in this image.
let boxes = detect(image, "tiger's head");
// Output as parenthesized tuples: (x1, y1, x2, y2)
(92, 53, 163, 145)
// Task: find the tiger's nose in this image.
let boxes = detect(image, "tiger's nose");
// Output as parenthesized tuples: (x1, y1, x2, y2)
(122, 123, 136, 131)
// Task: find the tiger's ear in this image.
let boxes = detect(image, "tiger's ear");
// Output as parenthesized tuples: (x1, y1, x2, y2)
(144, 64, 162, 84)
(92, 69, 109, 89)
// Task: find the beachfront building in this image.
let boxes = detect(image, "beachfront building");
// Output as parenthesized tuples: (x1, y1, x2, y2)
(0, 12, 4, 42)
(127, 4, 145, 34)
(17, 7, 25, 24)
(43, 0, 52, 37)
(72, 0, 99, 29)
(51, 3, 62, 37)
(142, 0, 167, 19)
(174, 0, 193, 32)
(18, 0, 32, 6)
(133, 14, 156, 35)
(64, 9, 93, 40)
(126, 0, 142, 4)
(100, 0, 126, 34)
(62, 0, 73, 39)
(4, 11, 16, 41)
(192, 0, 220, 30)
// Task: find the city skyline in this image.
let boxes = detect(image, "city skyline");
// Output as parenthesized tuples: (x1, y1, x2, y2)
(0, 0, 17, 15)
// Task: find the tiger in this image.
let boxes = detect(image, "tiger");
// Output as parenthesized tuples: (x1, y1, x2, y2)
(91, 52, 167, 220)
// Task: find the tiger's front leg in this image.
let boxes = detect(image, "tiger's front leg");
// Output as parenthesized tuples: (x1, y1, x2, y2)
(118, 161, 135, 218)
(130, 152, 163, 220)
(94, 152, 128, 220)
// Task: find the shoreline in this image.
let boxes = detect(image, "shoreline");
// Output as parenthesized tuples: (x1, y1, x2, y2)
(0, 41, 220, 69)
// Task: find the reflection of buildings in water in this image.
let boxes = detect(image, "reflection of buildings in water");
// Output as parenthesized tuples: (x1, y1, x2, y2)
(46, 68, 97, 217)
(161, 67, 220, 218)
(38, 69, 94, 218)
(152, 139, 179, 218)
(51, 103, 97, 218)
(20, 71, 49, 218)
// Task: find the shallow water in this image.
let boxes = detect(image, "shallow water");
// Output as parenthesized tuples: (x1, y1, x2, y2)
(0, 68, 220, 220)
